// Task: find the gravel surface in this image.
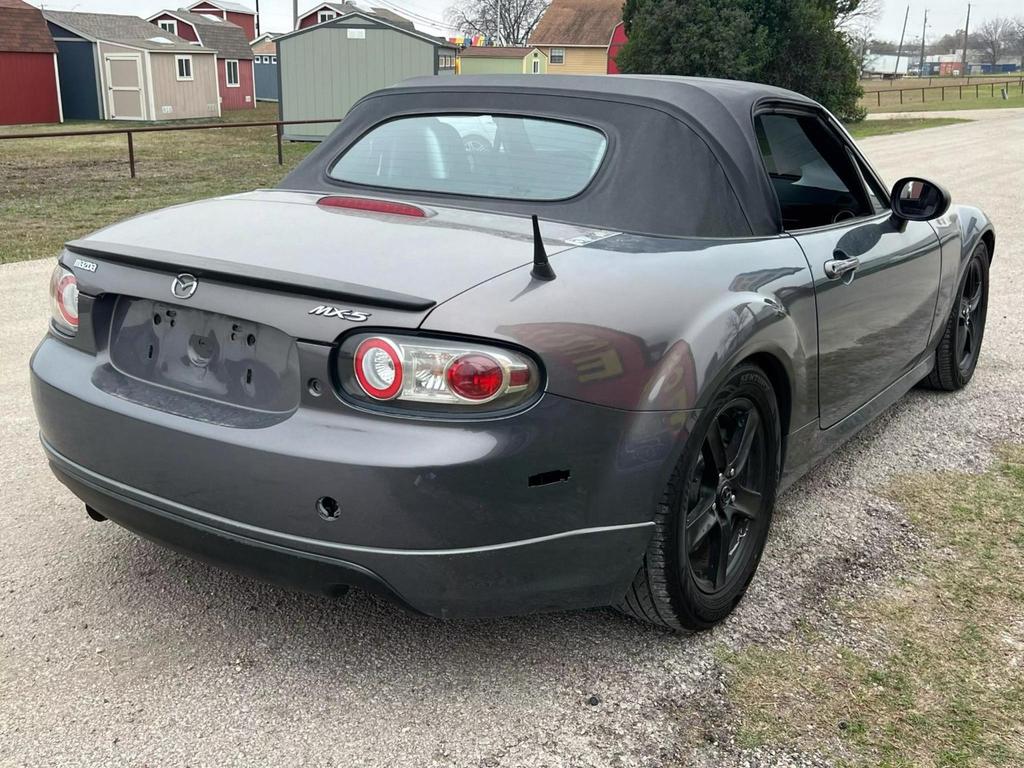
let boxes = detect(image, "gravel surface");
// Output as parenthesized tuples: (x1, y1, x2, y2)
(1, 111, 1022, 767)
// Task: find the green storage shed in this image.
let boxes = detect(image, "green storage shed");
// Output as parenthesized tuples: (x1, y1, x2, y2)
(277, 11, 457, 141)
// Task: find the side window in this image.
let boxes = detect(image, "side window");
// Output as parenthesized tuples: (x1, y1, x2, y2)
(755, 113, 873, 231)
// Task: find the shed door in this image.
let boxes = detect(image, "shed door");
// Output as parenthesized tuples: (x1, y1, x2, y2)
(105, 55, 145, 120)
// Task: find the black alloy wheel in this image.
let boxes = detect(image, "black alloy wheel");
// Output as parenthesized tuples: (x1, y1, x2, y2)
(683, 398, 768, 595)
(618, 364, 781, 632)
(923, 241, 989, 391)
(955, 255, 985, 376)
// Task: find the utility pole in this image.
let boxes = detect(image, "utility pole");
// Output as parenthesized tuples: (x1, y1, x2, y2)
(894, 5, 910, 77)
(255, 0, 260, 36)
(960, 3, 972, 76)
(918, 9, 928, 74)
(293, 0, 299, 30)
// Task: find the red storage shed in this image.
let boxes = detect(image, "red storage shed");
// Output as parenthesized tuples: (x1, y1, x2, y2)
(0, 0, 62, 125)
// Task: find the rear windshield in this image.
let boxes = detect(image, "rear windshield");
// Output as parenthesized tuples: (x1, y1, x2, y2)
(327, 114, 607, 201)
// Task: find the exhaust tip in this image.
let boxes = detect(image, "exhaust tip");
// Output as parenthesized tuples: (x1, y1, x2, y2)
(85, 506, 107, 522)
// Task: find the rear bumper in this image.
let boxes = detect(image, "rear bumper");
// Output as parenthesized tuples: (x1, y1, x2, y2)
(31, 336, 687, 618)
(46, 442, 653, 617)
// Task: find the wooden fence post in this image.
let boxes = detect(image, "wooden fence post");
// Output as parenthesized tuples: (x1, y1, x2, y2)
(276, 122, 283, 165)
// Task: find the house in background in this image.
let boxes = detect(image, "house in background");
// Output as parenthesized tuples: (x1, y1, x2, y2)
(185, 0, 256, 40)
(296, 2, 416, 31)
(147, 9, 256, 110)
(528, 0, 623, 75)
(607, 21, 626, 74)
(0, 0, 61, 125)
(251, 31, 281, 101)
(458, 46, 547, 75)
(277, 11, 456, 141)
(44, 11, 219, 121)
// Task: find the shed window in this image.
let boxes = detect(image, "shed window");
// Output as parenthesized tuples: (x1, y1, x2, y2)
(318, 10, 336, 23)
(159, 19, 178, 35)
(176, 55, 193, 81)
(550, 47, 565, 64)
(329, 114, 607, 201)
(271, 55, 277, 64)
(225, 59, 240, 86)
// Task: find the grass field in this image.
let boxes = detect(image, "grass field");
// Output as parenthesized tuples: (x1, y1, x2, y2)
(0, 103, 316, 265)
(860, 75, 1024, 92)
(722, 445, 1024, 767)
(862, 80, 1024, 112)
(867, 90, 1024, 113)
(845, 117, 970, 138)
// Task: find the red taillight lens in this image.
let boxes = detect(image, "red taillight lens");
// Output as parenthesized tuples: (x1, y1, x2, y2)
(317, 196, 427, 217)
(340, 334, 540, 413)
(49, 265, 78, 336)
(354, 337, 404, 400)
(446, 354, 504, 401)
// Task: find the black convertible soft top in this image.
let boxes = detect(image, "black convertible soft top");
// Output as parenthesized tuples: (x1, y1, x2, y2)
(280, 75, 820, 238)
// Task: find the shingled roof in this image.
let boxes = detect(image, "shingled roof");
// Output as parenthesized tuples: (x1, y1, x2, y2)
(460, 47, 544, 58)
(44, 10, 214, 52)
(308, 2, 417, 31)
(0, 0, 57, 54)
(163, 9, 253, 59)
(188, 0, 255, 14)
(529, 0, 621, 46)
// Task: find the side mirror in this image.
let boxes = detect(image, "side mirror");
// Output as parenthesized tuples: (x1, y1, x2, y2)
(890, 177, 951, 221)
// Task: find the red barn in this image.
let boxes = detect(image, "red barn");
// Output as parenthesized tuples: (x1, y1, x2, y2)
(296, 2, 416, 31)
(148, 9, 256, 110)
(607, 21, 627, 74)
(186, 0, 256, 40)
(0, 0, 62, 125)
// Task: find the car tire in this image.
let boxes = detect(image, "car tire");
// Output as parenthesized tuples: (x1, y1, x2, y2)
(618, 364, 781, 632)
(922, 241, 989, 392)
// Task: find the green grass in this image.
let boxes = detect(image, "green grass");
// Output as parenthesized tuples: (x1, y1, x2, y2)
(845, 117, 971, 138)
(721, 445, 1024, 767)
(863, 87, 1024, 113)
(871, 90, 1024, 113)
(0, 102, 317, 265)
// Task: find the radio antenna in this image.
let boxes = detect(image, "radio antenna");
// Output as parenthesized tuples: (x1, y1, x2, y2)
(530, 214, 556, 281)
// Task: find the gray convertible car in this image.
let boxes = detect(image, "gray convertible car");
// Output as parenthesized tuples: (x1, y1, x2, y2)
(31, 76, 993, 631)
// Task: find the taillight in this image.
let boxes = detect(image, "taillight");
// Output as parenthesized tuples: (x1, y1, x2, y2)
(354, 337, 404, 400)
(49, 265, 78, 336)
(339, 334, 540, 413)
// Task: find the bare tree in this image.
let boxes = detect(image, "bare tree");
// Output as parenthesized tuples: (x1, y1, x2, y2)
(1013, 17, 1024, 69)
(445, 0, 549, 46)
(835, 0, 882, 32)
(845, 15, 875, 74)
(974, 17, 1013, 67)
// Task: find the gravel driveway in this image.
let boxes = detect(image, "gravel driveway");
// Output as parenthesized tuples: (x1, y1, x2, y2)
(2, 111, 1022, 767)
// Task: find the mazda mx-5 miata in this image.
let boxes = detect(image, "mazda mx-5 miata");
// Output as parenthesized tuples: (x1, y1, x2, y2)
(31, 76, 993, 631)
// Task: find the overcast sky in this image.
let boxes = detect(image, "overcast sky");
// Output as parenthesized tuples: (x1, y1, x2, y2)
(28, 0, 1024, 42)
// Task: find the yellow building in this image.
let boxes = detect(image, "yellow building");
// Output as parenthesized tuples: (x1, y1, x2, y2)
(528, 0, 622, 75)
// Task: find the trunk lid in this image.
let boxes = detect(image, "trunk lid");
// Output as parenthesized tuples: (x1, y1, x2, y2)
(68, 190, 617, 340)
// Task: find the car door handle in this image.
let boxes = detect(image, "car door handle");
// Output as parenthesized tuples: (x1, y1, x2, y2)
(824, 253, 860, 280)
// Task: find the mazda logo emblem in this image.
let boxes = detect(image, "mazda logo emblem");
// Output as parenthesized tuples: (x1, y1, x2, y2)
(171, 273, 198, 300)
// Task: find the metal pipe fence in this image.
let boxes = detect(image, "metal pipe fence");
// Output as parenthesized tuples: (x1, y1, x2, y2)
(863, 78, 1024, 108)
(0, 118, 342, 178)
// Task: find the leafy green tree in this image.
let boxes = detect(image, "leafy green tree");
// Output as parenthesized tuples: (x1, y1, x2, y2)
(618, 0, 865, 122)
(754, 0, 865, 121)
(617, 0, 766, 81)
